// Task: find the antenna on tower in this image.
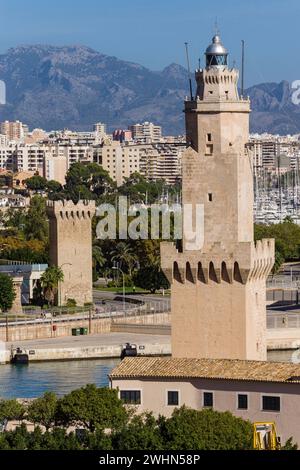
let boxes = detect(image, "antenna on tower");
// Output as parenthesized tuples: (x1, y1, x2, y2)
(184, 42, 193, 101)
(241, 40, 245, 98)
(214, 17, 220, 35)
(198, 58, 201, 70)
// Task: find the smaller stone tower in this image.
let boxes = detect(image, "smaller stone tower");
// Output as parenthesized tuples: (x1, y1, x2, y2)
(47, 200, 96, 306)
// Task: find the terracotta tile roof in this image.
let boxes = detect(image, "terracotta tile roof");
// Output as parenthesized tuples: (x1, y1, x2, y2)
(109, 357, 300, 384)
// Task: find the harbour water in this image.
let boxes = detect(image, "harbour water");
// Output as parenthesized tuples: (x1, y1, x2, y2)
(0, 358, 119, 399)
(0, 350, 298, 399)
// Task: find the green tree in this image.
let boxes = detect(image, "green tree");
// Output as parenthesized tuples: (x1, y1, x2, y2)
(0, 399, 25, 422)
(272, 251, 284, 277)
(1, 423, 29, 450)
(158, 407, 253, 450)
(113, 413, 163, 450)
(3, 208, 26, 232)
(24, 195, 48, 242)
(27, 392, 58, 431)
(40, 428, 83, 450)
(25, 175, 48, 191)
(134, 265, 169, 293)
(64, 162, 115, 202)
(0, 273, 16, 312)
(281, 437, 298, 450)
(110, 242, 138, 277)
(255, 220, 300, 262)
(56, 385, 128, 432)
(40, 266, 64, 306)
(46, 180, 63, 194)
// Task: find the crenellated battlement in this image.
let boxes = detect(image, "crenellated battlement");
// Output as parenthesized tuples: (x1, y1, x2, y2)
(161, 239, 275, 285)
(47, 199, 96, 220)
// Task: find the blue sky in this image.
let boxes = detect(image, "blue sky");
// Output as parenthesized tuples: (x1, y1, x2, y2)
(1, 0, 299, 86)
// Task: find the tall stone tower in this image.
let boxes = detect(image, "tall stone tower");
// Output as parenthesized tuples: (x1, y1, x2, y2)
(47, 200, 96, 306)
(161, 35, 274, 361)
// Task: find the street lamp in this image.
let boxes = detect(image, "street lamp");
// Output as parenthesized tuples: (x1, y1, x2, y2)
(59, 263, 72, 307)
(112, 263, 126, 314)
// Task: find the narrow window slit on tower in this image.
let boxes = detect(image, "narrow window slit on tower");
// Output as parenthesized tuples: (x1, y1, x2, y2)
(209, 262, 218, 283)
(173, 262, 183, 283)
(221, 262, 230, 283)
(233, 262, 243, 283)
(207, 133, 212, 142)
(198, 262, 206, 283)
(208, 193, 213, 202)
(186, 262, 194, 283)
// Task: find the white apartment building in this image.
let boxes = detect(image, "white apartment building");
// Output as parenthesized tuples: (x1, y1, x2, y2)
(0, 144, 14, 171)
(0, 120, 28, 141)
(0, 134, 8, 146)
(129, 121, 162, 143)
(93, 140, 182, 186)
(94, 140, 141, 186)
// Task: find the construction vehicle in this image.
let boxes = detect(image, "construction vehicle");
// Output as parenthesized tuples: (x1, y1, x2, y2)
(253, 422, 281, 450)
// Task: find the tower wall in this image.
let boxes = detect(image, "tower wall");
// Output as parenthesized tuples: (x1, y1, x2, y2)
(47, 200, 96, 306)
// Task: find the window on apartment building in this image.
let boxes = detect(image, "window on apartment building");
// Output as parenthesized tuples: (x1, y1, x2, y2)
(262, 395, 280, 412)
(167, 391, 179, 406)
(203, 392, 213, 408)
(120, 390, 141, 405)
(237, 394, 248, 410)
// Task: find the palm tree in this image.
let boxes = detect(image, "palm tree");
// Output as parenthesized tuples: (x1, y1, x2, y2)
(92, 244, 106, 271)
(40, 266, 64, 306)
(110, 242, 138, 278)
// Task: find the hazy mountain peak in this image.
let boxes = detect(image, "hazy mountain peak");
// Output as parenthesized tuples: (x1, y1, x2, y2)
(0, 45, 298, 135)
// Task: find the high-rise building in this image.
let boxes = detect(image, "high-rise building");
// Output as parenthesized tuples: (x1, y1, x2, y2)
(161, 34, 275, 361)
(0, 120, 28, 141)
(129, 121, 162, 143)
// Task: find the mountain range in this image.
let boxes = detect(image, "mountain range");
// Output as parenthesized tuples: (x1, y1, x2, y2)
(0, 44, 299, 135)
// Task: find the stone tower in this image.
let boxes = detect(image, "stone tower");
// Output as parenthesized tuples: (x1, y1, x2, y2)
(47, 200, 96, 306)
(161, 35, 274, 361)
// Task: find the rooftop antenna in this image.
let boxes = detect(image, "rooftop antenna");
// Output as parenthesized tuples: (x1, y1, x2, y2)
(241, 40, 245, 97)
(198, 58, 201, 70)
(214, 17, 220, 35)
(184, 42, 193, 101)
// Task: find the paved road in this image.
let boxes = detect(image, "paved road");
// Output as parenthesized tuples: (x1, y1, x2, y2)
(93, 290, 170, 311)
(5, 332, 170, 351)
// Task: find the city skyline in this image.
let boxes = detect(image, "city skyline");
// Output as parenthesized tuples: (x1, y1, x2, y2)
(1, 0, 300, 87)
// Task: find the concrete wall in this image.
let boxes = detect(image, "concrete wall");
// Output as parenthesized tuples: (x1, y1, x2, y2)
(0, 317, 111, 342)
(112, 376, 300, 446)
(0, 312, 171, 342)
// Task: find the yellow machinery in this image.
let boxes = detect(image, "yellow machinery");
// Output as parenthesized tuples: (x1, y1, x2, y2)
(253, 422, 281, 450)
